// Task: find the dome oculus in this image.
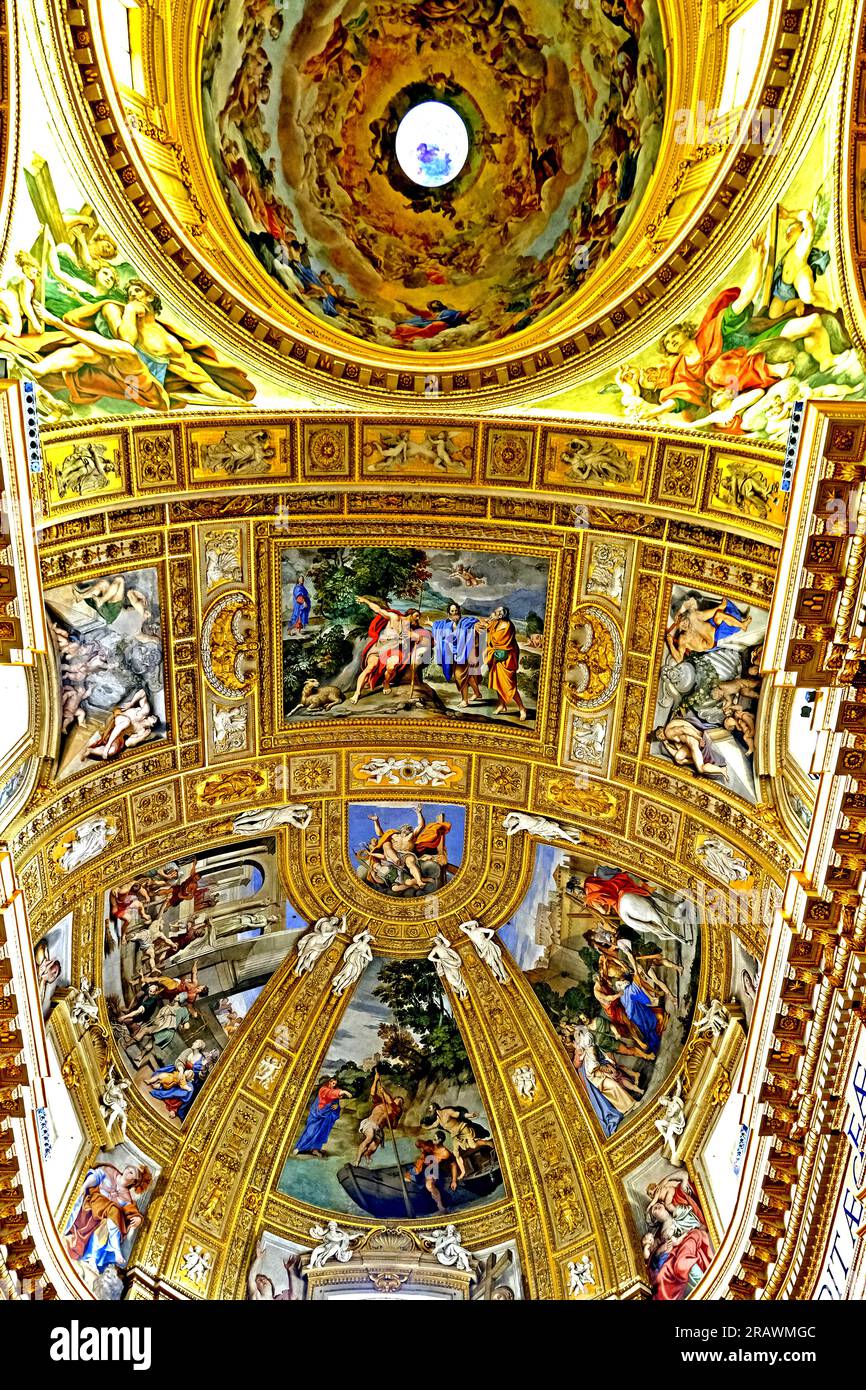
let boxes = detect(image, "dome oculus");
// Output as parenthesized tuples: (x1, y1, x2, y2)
(394, 101, 470, 189)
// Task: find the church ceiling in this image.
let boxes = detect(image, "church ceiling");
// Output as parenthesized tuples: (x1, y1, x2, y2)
(5, 0, 857, 415)
(4, 403, 804, 1300)
(0, 0, 865, 1316)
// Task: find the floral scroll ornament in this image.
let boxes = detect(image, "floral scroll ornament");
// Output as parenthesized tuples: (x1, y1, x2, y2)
(565, 604, 623, 710)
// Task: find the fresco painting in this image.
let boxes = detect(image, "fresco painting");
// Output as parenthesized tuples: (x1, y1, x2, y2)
(349, 801, 465, 896)
(63, 1141, 159, 1300)
(626, 1154, 714, 1300)
(0, 148, 256, 419)
(278, 956, 503, 1219)
(202, 0, 666, 349)
(103, 839, 301, 1125)
(651, 585, 768, 803)
(535, 114, 866, 441)
(500, 845, 699, 1137)
(35, 911, 73, 1019)
(281, 545, 549, 727)
(46, 569, 167, 780)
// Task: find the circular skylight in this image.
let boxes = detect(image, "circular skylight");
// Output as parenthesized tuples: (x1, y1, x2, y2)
(394, 101, 469, 188)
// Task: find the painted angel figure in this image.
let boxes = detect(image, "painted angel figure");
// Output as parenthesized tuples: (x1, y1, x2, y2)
(294, 915, 346, 977)
(308, 1220, 359, 1268)
(694, 998, 730, 1038)
(655, 1078, 687, 1163)
(428, 932, 469, 999)
(567, 1254, 596, 1298)
(501, 811, 583, 846)
(99, 1064, 131, 1140)
(331, 928, 373, 997)
(459, 920, 508, 985)
(69, 975, 102, 1029)
(425, 1224, 474, 1273)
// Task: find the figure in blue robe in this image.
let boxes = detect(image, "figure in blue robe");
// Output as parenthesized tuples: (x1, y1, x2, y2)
(577, 1061, 624, 1138)
(617, 979, 662, 1054)
(432, 605, 483, 704)
(294, 1079, 348, 1154)
(290, 577, 311, 631)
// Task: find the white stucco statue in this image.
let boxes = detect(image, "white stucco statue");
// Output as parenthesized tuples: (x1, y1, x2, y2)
(308, 1220, 360, 1268)
(459, 920, 508, 985)
(655, 1077, 687, 1164)
(69, 975, 102, 1029)
(99, 1064, 131, 1140)
(501, 810, 583, 846)
(294, 915, 346, 976)
(694, 998, 730, 1038)
(331, 929, 373, 997)
(232, 803, 313, 834)
(425, 1224, 474, 1273)
(428, 933, 469, 999)
(567, 1254, 596, 1297)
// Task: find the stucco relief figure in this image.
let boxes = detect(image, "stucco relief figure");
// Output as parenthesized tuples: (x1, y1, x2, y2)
(52, 441, 119, 498)
(696, 835, 751, 885)
(570, 716, 607, 766)
(308, 1220, 360, 1268)
(331, 928, 374, 996)
(294, 915, 346, 976)
(502, 810, 583, 845)
(655, 1077, 687, 1163)
(200, 428, 275, 475)
(100, 1065, 131, 1140)
(57, 815, 118, 872)
(428, 932, 469, 999)
(459, 920, 508, 984)
(211, 702, 247, 753)
(511, 1065, 537, 1102)
(204, 532, 244, 590)
(357, 755, 455, 786)
(567, 1254, 596, 1297)
(424, 1223, 474, 1272)
(231, 803, 312, 833)
(694, 999, 730, 1038)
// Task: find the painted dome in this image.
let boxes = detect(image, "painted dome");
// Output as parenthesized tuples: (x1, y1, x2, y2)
(201, 0, 666, 351)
